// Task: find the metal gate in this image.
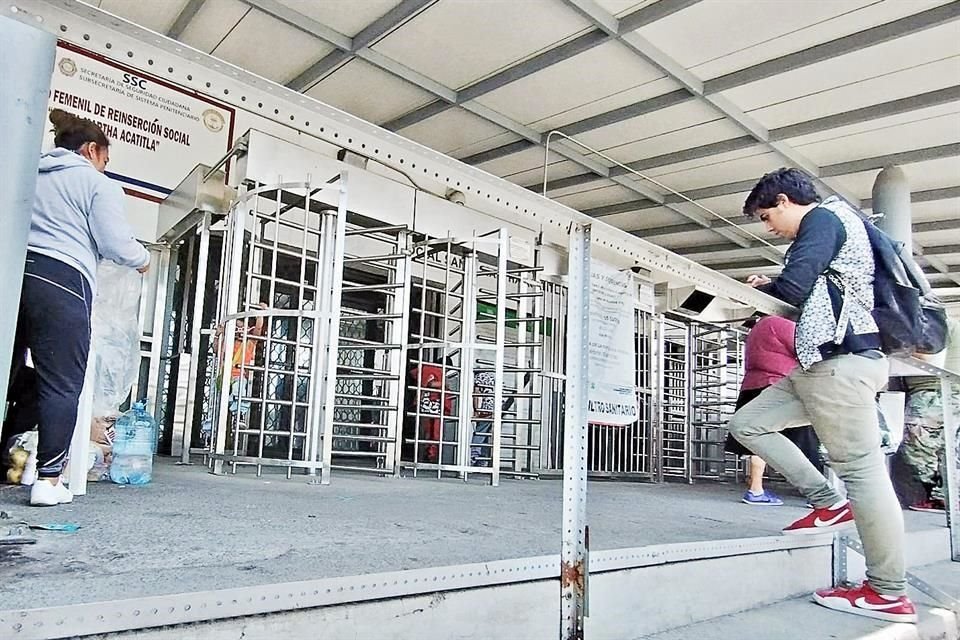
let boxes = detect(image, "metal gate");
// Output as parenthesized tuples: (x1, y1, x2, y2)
(401, 230, 544, 485)
(207, 174, 348, 484)
(541, 281, 658, 479)
(330, 222, 410, 474)
(690, 322, 744, 480)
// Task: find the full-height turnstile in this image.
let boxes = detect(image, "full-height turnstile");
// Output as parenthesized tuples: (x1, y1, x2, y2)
(402, 230, 545, 485)
(204, 174, 349, 484)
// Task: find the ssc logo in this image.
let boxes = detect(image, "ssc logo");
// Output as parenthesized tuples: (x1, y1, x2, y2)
(58, 58, 77, 77)
(202, 109, 225, 133)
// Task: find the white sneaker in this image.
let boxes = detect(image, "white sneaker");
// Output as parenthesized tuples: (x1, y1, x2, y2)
(21, 451, 37, 486)
(30, 478, 73, 506)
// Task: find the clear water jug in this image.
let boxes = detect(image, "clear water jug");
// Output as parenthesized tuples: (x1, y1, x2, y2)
(109, 401, 156, 485)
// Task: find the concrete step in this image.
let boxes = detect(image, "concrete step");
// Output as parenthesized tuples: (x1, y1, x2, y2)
(641, 559, 960, 640)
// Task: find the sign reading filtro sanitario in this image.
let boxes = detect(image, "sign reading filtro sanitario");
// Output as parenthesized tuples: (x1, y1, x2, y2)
(587, 263, 639, 426)
(47, 41, 235, 203)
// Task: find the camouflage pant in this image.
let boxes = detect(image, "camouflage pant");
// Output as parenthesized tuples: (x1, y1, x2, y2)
(902, 388, 960, 502)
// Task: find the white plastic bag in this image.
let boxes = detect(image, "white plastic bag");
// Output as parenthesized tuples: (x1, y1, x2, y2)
(90, 262, 143, 417)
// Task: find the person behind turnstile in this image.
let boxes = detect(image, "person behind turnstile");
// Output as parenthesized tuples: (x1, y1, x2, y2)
(3, 109, 149, 507)
(729, 168, 917, 624)
(900, 317, 960, 512)
(213, 302, 267, 430)
(408, 357, 454, 463)
(724, 316, 822, 505)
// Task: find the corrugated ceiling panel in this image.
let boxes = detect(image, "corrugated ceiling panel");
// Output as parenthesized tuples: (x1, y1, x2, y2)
(450, 132, 522, 160)
(177, 0, 249, 53)
(373, 0, 592, 89)
(99, 0, 189, 34)
(651, 228, 733, 249)
(306, 59, 435, 126)
(596, 0, 658, 17)
(274, 0, 401, 38)
(554, 183, 641, 210)
(831, 157, 960, 198)
(641, 150, 777, 194)
(609, 120, 748, 168)
(791, 109, 960, 166)
(474, 145, 567, 177)
(637, 0, 946, 79)
(575, 100, 722, 151)
(506, 160, 585, 189)
(910, 199, 960, 222)
(530, 77, 682, 132)
(600, 207, 690, 230)
(748, 57, 960, 130)
(642, 145, 768, 183)
(473, 40, 664, 126)
(212, 9, 334, 84)
(720, 22, 960, 111)
(398, 107, 510, 155)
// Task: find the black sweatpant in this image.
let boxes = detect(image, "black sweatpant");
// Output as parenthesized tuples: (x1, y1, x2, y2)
(4, 252, 92, 478)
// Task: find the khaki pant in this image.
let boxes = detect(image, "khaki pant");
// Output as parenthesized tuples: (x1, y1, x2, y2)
(728, 353, 906, 595)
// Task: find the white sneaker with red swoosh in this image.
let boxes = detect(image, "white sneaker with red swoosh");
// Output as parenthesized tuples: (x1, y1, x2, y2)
(782, 499, 855, 535)
(813, 581, 918, 623)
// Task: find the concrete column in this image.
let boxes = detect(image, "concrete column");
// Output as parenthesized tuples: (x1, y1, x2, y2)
(0, 17, 56, 413)
(872, 165, 911, 250)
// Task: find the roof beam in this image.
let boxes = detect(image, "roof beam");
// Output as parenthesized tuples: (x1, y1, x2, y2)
(287, 50, 352, 91)
(617, 0, 703, 33)
(922, 244, 960, 257)
(166, 0, 206, 39)
(469, 8, 960, 175)
(243, 0, 771, 252)
(584, 146, 960, 212)
(458, 30, 610, 102)
(771, 85, 960, 141)
(529, 86, 960, 193)
(823, 143, 960, 177)
(864, 186, 960, 211)
(458, 139, 533, 165)
(705, 3, 960, 94)
(273, 0, 435, 91)
(388, 0, 698, 135)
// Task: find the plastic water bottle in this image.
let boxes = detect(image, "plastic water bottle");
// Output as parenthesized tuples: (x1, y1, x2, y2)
(110, 401, 157, 485)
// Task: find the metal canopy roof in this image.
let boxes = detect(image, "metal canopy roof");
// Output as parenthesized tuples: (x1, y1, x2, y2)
(90, 0, 960, 300)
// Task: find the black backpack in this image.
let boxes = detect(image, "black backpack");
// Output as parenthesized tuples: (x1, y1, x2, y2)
(838, 211, 948, 355)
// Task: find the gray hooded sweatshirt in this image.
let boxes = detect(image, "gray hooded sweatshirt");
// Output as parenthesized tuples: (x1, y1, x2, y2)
(30, 148, 149, 289)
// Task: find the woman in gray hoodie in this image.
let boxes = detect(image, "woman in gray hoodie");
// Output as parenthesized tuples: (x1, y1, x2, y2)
(4, 108, 149, 506)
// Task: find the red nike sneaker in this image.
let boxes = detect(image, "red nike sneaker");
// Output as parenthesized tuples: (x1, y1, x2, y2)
(783, 499, 854, 535)
(813, 581, 917, 623)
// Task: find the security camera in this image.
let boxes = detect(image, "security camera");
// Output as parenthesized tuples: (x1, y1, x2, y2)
(445, 189, 466, 206)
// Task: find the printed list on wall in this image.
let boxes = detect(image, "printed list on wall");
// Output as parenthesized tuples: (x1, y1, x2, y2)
(587, 262, 639, 426)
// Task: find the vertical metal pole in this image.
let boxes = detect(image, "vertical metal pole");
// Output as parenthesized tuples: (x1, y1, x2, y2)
(561, 223, 590, 640)
(180, 213, 212, 464)
(460, 252, 478, 473)
(492, 229, 508, 486)
(319, 172, 349, 485)
(213, 189, 247, 475)
(0, 17, 54, 413)
(940, 376, 959, 561)
(148, 248, 174, 416)
(388, 230, 411, 476)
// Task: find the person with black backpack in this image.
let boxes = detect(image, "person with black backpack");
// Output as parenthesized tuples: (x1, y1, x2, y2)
(727, 168, 917, 624)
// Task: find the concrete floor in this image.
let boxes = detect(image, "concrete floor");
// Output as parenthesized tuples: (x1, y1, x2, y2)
(0, 459, 947, 611)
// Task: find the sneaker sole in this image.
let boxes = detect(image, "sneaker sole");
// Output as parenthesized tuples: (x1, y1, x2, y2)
(812, 593, 918, 624)
(783, 520, 855, 535)
(742, 499, 784, 506)
(908, 506, 945, 513)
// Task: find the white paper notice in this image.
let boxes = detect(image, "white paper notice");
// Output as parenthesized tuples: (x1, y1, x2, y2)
(587, 263, 638, 426)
